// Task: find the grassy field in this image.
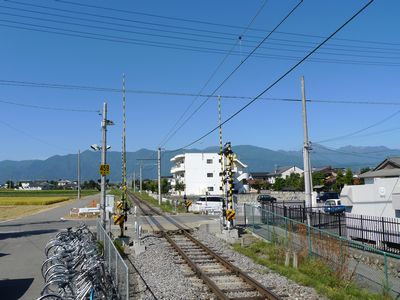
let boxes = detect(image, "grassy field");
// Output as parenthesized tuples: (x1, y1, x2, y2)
(0, 189, 98, 197)
(0, 197, 70, 205)
(233, 240, 392, 300)
(0, 189, 99, 221)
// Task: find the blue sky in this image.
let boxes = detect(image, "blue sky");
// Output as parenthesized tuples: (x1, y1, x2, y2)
(1, 0, 400, 160)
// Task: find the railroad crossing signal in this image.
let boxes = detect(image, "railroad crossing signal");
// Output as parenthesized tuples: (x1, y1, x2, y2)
(99, 164, 110, 175)
(226, 209, 236, 221)
(116, 201, 123, 210)
(114, 214, 124, 225)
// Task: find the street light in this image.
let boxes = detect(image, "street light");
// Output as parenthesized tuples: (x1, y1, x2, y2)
(91, 102, 114, 230)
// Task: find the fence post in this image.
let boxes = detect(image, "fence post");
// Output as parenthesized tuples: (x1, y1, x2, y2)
(384, 252, 389, 295)
(108, 238, 111, 273)
(360, 215, 364, 241)
(244, 204, 247, 226)
(307, 224, 312, 257)
(252, 205, 255, 231)
(115, 250, 118, 288)
(382, 217, 386, 252)
(338, 214, 342, 237)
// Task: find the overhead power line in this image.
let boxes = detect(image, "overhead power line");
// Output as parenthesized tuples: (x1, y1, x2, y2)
(53, 0, 400, 50)
(1, 3, 399, 66)
(1, 79, 399, 106)
(0, 98, 99, 112)
(173, 0, 375, 151)
(158, 0, 269, 147)
(160, 0, 304, 147)
(315, 109, 400, 144)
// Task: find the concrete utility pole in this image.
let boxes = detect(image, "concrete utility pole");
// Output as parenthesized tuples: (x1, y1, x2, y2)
(133, 171, 136, 192)
(101, 102, 108, 229)
(301, 76, 313, 227)
(77, 150, 81, 200)
(158, 147, 161, 205)
(139, 162, 142, 192)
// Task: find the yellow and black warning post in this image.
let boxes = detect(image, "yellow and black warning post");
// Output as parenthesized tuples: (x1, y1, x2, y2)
(222, 142, 236, 228)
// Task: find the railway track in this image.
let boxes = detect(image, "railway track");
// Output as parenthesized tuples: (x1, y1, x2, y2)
(127, 192, 281, 300)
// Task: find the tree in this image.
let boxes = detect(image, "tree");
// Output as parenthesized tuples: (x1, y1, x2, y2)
(344, 168, 353, 185)
(174, 181, 185, 195)
(333, 169, 344, 192)
(285, 173, 302, 191)
(161, 178, 171, 194)
(273, 177, 285, 191)
(6, 180, 14, 189)
(312, 171, 326, 186)
(250, 179, 269, 193)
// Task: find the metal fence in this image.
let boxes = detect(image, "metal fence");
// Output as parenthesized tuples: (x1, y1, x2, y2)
(244, 204, 400, 297)
(96, 221, 129, 300)
(262, 202, 400, 254)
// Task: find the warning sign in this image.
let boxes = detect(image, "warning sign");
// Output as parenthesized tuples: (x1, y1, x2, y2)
(226, 209, 236, 221)
(99, 164, 110, 175)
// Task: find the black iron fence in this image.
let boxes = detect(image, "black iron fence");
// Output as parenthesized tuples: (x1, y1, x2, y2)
(261, 202, 400, 254)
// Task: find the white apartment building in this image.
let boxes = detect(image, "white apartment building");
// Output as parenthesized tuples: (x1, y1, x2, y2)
(170, 153, 249, 196)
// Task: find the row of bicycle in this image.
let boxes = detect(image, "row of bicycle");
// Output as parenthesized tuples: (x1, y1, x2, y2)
(37, 223, 117, 299)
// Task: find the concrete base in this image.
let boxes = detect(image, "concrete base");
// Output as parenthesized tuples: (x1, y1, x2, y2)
(130, 241, 146, 256)
(198, 221, 221, 235)
(217, 228, 239, 244)
(117, 236, 130, 246)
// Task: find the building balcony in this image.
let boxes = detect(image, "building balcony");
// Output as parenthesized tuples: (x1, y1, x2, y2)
(171, 165, 185, 174)
(170, 154, 185, 163)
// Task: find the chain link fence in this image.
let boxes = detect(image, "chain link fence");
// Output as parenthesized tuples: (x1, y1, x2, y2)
(243, 204, 400, 298)
(97, 221, 129, 300)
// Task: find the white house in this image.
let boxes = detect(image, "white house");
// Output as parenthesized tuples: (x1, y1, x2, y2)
(265, 166, 304, 184)
(341, 157, 400, 218)
(170, 153, 249, 196)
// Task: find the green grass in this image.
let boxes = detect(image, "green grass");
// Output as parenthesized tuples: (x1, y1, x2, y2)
(0, 190, 98, 197)
(233, 240, 392, 300)
(0, 196, 71, 205)
(132, 191, 186, 213)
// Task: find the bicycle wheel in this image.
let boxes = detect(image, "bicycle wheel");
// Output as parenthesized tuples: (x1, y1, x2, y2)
(41, 257, 64, 279)
(41, 279, 74, 297)
(36, 294, 64, 300)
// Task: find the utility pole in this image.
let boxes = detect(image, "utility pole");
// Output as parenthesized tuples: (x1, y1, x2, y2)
(139, 162, 142, 192)
(133, 171, 136, 192)
(157, 147, 161, 205)
(301, 76, 313, 227)
(101, 102, 108, 229)
(77, 150, 81, 200)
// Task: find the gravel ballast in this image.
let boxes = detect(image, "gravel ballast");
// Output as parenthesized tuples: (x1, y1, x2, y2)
(129, 230, 325, 300)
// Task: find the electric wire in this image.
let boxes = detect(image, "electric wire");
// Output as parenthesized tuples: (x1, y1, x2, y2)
(1, 79, 399, 106)
(1, 3, 400, 65)
(0, 98, 99, 112)
(160, 0, 304, 147)
(53, 0, 400, 50)
(158, 0, 269, 147)
(315, 108, 400, 143)
(172, 0, 375, 152)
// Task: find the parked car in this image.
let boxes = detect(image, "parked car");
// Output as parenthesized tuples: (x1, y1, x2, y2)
(323, 199, 345, 214)
(257, 194, 277, 203)
(317, 192, 339, 203)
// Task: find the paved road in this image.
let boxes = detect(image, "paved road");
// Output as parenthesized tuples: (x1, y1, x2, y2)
(0, 194, 99, 300)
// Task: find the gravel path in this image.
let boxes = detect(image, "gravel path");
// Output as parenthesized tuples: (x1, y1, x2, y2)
(129, 230, 326, 300)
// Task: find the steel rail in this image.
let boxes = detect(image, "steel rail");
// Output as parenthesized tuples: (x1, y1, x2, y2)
(127, 192, 281, 300)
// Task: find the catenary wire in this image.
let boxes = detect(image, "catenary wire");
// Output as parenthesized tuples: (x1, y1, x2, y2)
(159, 0, 304, 147)
(172, 0, 375, 152)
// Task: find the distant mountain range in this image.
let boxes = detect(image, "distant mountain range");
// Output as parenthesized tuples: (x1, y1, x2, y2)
(0, 144, 398, 183)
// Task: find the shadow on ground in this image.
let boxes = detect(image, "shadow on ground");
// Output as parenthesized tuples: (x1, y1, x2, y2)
(0, 229, 58, 240)
(0, 278, 34, 300)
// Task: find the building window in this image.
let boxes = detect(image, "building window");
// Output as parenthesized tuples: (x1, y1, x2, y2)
(208, 187, 214, 191)
(207, 173, 213, 178)
(396, 210, 400, 218)
(206, 159, 213, 164)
